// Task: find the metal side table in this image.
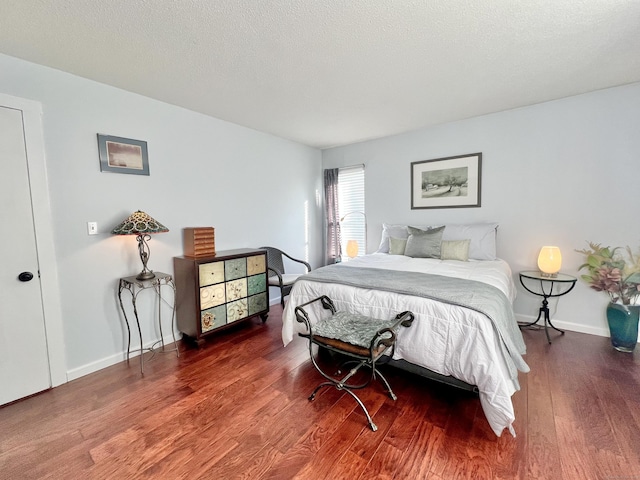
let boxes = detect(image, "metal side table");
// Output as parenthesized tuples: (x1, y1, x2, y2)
(118, 272, 179, 373)
(519, 270, 577, 344)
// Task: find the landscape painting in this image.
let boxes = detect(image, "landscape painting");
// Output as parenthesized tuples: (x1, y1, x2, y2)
(411, 153, 481, 209)
(97, 134, 149, 175)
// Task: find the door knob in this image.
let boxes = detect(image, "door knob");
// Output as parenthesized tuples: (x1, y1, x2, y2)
(18, 272, 34, 282)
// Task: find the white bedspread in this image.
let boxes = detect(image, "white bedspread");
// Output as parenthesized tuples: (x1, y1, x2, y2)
(281, 254, 528, 437)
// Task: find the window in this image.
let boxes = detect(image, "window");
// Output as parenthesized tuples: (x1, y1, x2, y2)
(338, 165, 365, 259)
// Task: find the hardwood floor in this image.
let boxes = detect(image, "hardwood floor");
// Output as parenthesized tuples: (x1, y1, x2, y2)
(1, 305, 639, 479)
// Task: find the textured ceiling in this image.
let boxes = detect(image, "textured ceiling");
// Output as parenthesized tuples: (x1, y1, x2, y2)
(1, 1, 640, 149)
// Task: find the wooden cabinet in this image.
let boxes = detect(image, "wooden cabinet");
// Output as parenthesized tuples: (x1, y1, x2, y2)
(173, 248, 269, 346)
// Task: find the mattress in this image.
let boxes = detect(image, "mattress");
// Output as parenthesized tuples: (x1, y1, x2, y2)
(281, 253, 529, 436)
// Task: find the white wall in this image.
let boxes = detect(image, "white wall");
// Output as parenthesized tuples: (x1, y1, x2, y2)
(322, 82, 640, 338)
(0, 53, 323, 379)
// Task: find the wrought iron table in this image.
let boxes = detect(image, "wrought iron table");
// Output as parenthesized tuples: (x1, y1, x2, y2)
(519, 270, 577, 344)
(117, 272, 179, 373)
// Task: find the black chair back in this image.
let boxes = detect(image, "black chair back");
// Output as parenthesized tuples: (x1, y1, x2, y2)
(261, 246, 285, 276)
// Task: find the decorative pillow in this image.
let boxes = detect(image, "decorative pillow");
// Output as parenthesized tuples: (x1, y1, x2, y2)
(440, 239, 471, 261)
(442, 223, 498, 260)
(389, 237, 407, 255)
(404, 226, 445, 258)
(376, 223, 438, 253)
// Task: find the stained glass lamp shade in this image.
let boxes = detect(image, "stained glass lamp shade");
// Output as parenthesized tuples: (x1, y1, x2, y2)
(111, 211, 169, 280)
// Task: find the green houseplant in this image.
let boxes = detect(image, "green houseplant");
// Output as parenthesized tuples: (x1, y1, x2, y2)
(577, 242, 640, 352)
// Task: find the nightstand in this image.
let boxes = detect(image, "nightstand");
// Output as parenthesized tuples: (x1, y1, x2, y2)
(518, 270, 577, 344)
(118, 272, 179, 373)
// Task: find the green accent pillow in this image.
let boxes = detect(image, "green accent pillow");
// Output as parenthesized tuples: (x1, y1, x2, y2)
(440, 239, 471, 261)
(389, 237, 407, 255)
(404, 226, 445, 258)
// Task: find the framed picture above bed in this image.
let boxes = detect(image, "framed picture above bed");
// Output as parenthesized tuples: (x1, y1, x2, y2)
(411, 152, 481, 209)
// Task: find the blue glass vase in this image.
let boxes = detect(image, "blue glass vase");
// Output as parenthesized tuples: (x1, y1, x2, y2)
(606, 303, 640, 352)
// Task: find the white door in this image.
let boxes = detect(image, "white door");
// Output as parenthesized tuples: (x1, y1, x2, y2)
(0, 105, 51, 405)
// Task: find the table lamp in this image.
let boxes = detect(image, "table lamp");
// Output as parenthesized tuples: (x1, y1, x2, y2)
(537, 246, 562, 277)
(340, 211, 367, 260)
(346, 239, 359, 259)
(112, 210, 169, 280)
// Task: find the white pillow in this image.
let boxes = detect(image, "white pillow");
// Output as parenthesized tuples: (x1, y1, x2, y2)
(442, 223, 498, 260)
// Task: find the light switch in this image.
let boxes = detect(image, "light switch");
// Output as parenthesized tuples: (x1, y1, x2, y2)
(87, 222, 98, 235)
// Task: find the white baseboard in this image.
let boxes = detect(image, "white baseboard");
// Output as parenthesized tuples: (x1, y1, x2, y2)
(269, 296, 281, 306)
(67, 298, 281, 381)
(515, 313, 612, 339)
(66, 311, 633, 381)
(66, 332, 181, 381)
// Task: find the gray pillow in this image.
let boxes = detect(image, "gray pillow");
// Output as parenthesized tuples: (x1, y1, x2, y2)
(404, 226, 445, 258)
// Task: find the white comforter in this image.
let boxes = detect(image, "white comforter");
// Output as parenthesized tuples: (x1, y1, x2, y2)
(281, 253, 529, 437)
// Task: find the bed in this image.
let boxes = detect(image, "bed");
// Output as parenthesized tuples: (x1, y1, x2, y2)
(281, 223, 529, 437)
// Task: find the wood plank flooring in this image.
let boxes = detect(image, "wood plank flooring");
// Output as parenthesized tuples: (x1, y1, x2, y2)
(1, 305, 639, 479)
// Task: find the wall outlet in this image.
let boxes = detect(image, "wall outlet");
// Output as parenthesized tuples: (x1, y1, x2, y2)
(87, 222, 98, 235)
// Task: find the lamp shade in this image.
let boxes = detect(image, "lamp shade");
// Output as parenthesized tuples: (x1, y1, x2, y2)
(340, 211, 367, 260)
(112, 211, 168, 280)
(346, 240, 359, 258)
(538, 246, 562, 276)
(111, 210, 169, 235)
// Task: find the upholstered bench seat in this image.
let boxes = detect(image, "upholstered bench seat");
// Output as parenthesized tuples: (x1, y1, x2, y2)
(308, 311, 398, 357)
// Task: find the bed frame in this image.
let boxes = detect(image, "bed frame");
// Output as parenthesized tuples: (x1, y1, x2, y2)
(387, 358, 479, 393)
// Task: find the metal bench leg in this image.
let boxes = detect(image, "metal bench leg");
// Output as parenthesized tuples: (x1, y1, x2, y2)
(342, 359, 397, 401)
(308, 382, 333, 401)
(374, 368, 397, 401)
(343, 388, 378, 431)
(307, 358, 379, 431)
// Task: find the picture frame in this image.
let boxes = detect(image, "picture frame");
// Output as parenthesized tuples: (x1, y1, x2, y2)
(97, 134, 149, 175)
(411, 153, 482, 209)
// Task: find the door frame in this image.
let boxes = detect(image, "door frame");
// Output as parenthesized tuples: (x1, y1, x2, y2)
(1, 93, 67, 387)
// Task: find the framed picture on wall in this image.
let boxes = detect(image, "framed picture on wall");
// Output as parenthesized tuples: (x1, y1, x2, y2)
(411, 152, 482, 209)
(97, 134, 149, 175)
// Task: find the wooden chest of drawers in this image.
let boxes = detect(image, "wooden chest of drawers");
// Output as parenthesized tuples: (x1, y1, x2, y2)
(173, 248, 269, 346)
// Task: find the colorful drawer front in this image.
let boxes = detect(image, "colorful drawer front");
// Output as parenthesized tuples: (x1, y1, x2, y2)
(226, 278, 247, 301)
(200, 283, 226, 310)
(201, 305, 227, 333)
(225, 258, 247, 281)
(249, 293, 267, 315)
(227, 299, 248, 323)
(199, 261, 225, 287)
(247, 273, 266, 295)
(247, 254, 266, 276)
